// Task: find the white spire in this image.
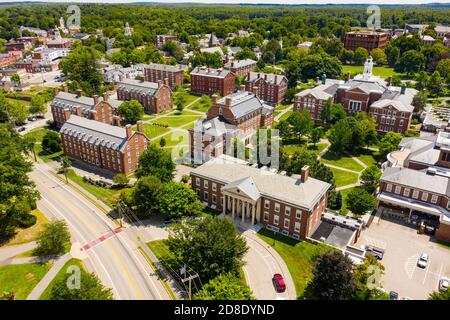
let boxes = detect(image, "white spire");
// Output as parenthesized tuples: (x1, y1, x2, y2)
(363, 56, 373, 80)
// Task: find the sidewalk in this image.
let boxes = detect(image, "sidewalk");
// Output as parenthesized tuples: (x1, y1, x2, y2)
(26, 253, 72, 300)
(0, 241, 37, 261)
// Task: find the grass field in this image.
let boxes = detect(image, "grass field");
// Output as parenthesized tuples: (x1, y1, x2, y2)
(24, 127, 63, 162)
(4, 209, 49, 246)
(257, 228, 332, 299)
(320, 150, 363, 172)
(66, 169, 123, 208)
(329, 167, 359, 188)
(282, 143, 328, 157)
(342, 65, 403, 78)
(354, 150, 379, 167)
(174, 92, 201, 107)
(277, 111, 293, 122)
(156, 130, 190, 147)
(152, 115, 202, 128)
(187, 96, 211, 112)
(39, 258, 85, 300)
(135, 123, 171, 139)
(0, 263, 52, 300)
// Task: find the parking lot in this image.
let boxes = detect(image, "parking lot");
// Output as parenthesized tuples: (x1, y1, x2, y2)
(357, 216, 450, 300)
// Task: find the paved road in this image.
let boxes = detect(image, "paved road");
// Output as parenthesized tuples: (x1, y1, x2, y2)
(30, 161, 170, 300)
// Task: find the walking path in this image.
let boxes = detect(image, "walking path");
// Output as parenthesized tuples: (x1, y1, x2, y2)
(0, 241, 36, 261)
(26, 253, 72, 300)
(322, 163, 361, 175)
(0, 254, 59, 267)
(274, 105, 293, 122)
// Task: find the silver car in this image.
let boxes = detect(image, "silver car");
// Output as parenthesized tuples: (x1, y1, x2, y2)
(439, 277, 449, 292)
(417, 253, 428, 268)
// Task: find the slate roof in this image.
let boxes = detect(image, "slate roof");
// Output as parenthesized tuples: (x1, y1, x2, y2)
(60, 115, 131, 151)
(191, 117, 236, 137)
(217, 91, 274, 119)
(117, 79, 161, 96)
(192, 155, 330, 210)
(247, 72, 287, 85)
(381, 167, 450, 196)
(145, 63, 186, 72)
(51, 92, 123, 116)
(224, 59, 256, 69)
(190, 67, 232, 79)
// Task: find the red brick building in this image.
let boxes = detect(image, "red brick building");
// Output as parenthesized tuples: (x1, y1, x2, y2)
(143, 63, 185, 89)
(190, 155, 330, 240)
(156, 35, 179, 49)
(190, 90, 274, 163)
(294, 57, 416, 134)
(117, 78, 173, 114)
(0, 53, 17, 68)
(51, 85, 123, 128)
(344, 30, 389, 51)
(245, 72, 288, 105)
(224, 59, 256, 77)
(46, 38, 73, 49)
(190, 67, 236, 96)
(5, 41, 33, 52)
(60, 116, 149, 175)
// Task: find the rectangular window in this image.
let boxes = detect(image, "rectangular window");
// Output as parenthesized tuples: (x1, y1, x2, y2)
(431, 194, 438, 204)
(284, 219, 290, 229)
(386, 183, 392, 192)
(264, 200, 270, 209)
(195, 177, 200, 186)
(294, 222, 301, 233)
(412, 190, 419, 199)
(212, 194, 217, 204)
(394, 186, 401, 194)
(403, 188, 410, 197)
(274, 215, 279, 225)
(212, 183, 217, 192)
(285, 206, 291, 216)
(421, 192, 428, 202)
(204, 191, 208, 201)
(204, 180, 208, 189)
(264, 211, 269, 222)
(274, 203, 280, 213)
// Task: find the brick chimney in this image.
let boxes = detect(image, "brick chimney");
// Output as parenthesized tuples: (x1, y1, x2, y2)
(346, 72, 351, 82)
(225, 97, 232, 108)
(75, 105, 82, 116)
(164, 78, 169, 86)
(63, 83, 68, 92)
(125, 73, 130, 79)
(103, 93, 109, 102)
(125, 124, 132, 138)
(264, 74, 267, 80)
(240, 84, 245, 91)
(90, 110, 98, 121)
(257, 73, 260, 79)
(137, 120, 143, 133)
(252, 86, 259, 97)
(158, 80, 163, 88)
(300, 165, 309, 183)
(64, 108, 71, 121)
(76, 89, 83, 97)
(93, 95, 99, 105)
(387, 76, 393, 86)
(212, 94, 218, 105)
(112, 115, 121, 127)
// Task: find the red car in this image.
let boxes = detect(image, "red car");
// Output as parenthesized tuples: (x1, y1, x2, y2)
(272, 273, 286, 293)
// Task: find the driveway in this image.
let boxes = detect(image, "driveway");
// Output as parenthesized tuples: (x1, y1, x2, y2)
(357, 217, 450, 299)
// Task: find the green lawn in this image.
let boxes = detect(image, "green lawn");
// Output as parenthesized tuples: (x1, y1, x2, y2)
(329, 167, 359, 188)
(187, 96, 211, 113)
(354, 150, 378, 168)
(24, 128, 63, 163)
(275, 103, 292, 111)
(257, 228, 332, 299)
(320, 150, 363, 172)
(39, 258, 85, 300)
(135, 123, 170, 139)
(156, 130, 190, 147)
(277, 111, 293, 122)
(174, 92, 201, 107)
(342, 65, 404, 78)
(152, 115, 202, 128)
(337, 187, 355, 213)
(66, 169, 123, 208)
(0, 263, 52, 300)
(5, 209, 49, 246)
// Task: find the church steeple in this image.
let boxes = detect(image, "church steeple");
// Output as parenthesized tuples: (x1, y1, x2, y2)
(363, 56, 373, 80)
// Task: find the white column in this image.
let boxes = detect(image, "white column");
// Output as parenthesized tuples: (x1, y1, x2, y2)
(231, 197, 235, 219)
(241, 201, 245, 223)
(255, 199, 259, 223)
(222, 195, 226, 215)
(252, 202, 256, 225)
(246, 202, 250, 219)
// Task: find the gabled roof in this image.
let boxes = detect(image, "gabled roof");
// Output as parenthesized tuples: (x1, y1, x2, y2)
(370, 99, 414, 113)
(224, 59, 256, 69)
(217, 91, 273, 119)
(222, 176, 260, 201)
(117, 79, 162, 96)
(247, 72, 287, 85)
(145, 63, 185, 72)
(191, 67, 232, 79)
(51, 92, 123, 114)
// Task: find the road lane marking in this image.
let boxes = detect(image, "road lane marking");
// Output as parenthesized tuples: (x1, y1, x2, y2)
(82, 228, 124, 251)
(423, 257, 431, 285)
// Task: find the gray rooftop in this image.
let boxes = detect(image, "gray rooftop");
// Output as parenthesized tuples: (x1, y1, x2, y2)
(192, 155, 331, 210)
(60, 115, 130, 151)
(145, 63, 186, 72)
(51, 92, 123, 115)
(381, 167, 450, 196)
(217, 91, 274, 119)
(190, 67, 232, 79)
(224, 59, 256, 69)
(247, 72, 287, 85)
(117, 79, 162, 96)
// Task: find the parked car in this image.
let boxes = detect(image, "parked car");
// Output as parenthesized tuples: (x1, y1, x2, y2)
(417, 253, 428, 268)
(17, 127, 26, 132)
(272, 273, 286, 293)
(28, 116, 37, 121)
(439, 277, 449, 292)
(389, 291, 399, 300)
(365, 245, 384, 260)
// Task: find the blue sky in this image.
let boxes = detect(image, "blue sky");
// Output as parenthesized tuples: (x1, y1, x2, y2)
(10, 0, 450, 4)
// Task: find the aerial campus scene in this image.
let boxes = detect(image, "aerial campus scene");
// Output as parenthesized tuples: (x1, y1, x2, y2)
(0, 0, 449, 313)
